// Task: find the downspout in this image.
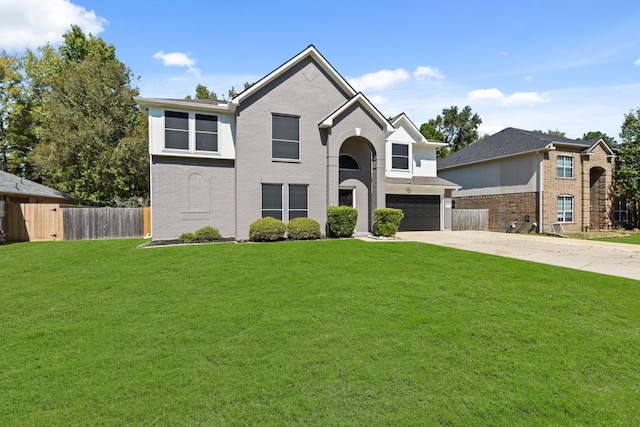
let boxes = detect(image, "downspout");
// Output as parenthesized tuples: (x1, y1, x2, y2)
(537, 150, 544, 233)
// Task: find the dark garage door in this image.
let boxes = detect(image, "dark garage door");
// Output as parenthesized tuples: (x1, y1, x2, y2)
(386, 194, 440, 231)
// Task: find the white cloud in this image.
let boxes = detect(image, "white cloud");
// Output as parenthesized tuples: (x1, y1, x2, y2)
(467, 88, 550, 106)
(500, 51, 509, 56)
(348, 69, 409, 92)
(0, 0, 107, 51)
(635, 58, 640, 66)
(524, 76, 533, 81)
(368, 95, 387, 105)
(413, 66, 445, 80)
(153, 51, 200, 76)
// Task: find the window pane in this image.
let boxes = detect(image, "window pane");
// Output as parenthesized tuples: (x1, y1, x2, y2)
(165, 129, 189, 149)
(262, 210, 282, 220)
(196, 133, 218, 151)
(196, 114, 217, 132)
(392, 144, 409, 156)
(272, 115, 299, 141)
(262, 184, 282, 210)
(339, 154, 359, 170)
(273, 140, 299, 159)
(289, 210, 308, 220)
(166, 111, 188, 130)
(289, 185, 308, 210)
(392, 156, 409, 170)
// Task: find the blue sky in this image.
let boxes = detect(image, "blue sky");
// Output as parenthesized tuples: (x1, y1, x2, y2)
(2, 0, 640, 140)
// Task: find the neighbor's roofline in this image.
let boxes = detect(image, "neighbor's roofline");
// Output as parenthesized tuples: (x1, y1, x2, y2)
(438, 145, 557, 170)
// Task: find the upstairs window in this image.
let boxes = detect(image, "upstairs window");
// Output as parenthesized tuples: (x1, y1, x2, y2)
(557, 155, 574, 178)
(164, 111, 218, 152)
(339, 154, 359, 170)
(557, 195, 574, 222)
(272, 114, 299, 160)
(391, 143, 409, 170)
(195, 114, 218, 152)
(165, 111, 189, 150)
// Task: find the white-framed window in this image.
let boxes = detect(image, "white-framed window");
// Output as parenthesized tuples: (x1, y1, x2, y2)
(391, 143, 409, 170)
(557, 155, 574, 178)
(164, 110, 218, 152)
(288, 184, 308, 219)
(262, 184, 283, 220)
(557, 195, 574, 222)
(272, 114, 299, 160)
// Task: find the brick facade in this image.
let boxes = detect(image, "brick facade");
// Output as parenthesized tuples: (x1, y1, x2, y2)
(454, 192, 539, 232)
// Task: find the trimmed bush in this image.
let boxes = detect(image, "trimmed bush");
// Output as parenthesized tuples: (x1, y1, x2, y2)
(178, 232, 196, 243)
(249, 217, 286, 242)
(327, 206, 358, 238)
(374, 208, 404, 237)
(287, 217, 321, 240)
(194, 226, 221, 241)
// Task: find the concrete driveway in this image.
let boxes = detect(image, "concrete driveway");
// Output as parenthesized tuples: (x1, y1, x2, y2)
(373, 231, 640, 281)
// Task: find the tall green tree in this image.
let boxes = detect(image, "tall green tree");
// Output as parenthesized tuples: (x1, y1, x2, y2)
(532, 129, 566, 138)
(614, 108, 640, 226)
(26, 27, 148, 205)
(579, 131, 616, 146)
(420, 106, 482, 158)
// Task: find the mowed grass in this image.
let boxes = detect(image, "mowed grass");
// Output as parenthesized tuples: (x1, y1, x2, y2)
(2, 239, 639, 426)
(597, 233, 640, 245)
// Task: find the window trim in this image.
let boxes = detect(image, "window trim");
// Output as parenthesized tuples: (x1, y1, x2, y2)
(556, 155, 574, 179)
(557, 195, 574, 223)
(272, 113, 300, 161)
(391, 143, 410, 171)
(163, 110, 219, 153)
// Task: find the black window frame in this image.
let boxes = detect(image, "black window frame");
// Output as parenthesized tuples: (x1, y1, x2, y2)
(195, 113, 218, 152)
(391, 143, 410, 170)
(164, 110, 189, 150)
(272, 114, 300, 161)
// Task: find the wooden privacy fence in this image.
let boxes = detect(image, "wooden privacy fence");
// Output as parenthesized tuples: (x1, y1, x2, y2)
(6, 203, 151, 242)
(453, 209, 488, 231)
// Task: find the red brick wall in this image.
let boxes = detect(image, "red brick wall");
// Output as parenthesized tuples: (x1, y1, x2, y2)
(454, 192, 539, 232)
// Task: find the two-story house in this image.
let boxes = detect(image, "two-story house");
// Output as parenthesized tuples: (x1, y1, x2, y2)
(437, 128, 615, 233)
(136, 46, 458, 240)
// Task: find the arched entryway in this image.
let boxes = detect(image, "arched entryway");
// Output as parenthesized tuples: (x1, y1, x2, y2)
(338, 136, 375, 234)
(590, 167, 607, 230)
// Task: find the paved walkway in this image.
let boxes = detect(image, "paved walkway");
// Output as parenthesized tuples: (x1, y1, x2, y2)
(362, 231, 640, 281)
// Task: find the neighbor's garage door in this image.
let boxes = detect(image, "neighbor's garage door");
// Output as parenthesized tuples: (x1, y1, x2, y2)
(386, 194, 440, 231)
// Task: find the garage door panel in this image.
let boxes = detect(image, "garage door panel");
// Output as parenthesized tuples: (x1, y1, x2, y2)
(386, 194, 440, 231)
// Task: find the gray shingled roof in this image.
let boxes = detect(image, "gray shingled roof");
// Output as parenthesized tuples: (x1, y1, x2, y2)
(437, 127, 598, 169)
(0, 170, 74, 200)
(386, 176, 459, 188)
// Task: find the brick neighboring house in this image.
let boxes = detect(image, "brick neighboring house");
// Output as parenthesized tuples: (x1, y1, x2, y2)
(136, 46, 458, 240)
(437, 128, 615, 233)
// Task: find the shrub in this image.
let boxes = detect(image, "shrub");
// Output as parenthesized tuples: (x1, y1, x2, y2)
(249, 217, 286, 242)
(374, 208, 404, 237)
(287, 217, 321, 240)
(194, 226, 221, 241)
(178, 232, 196, 243)
(327, 205, 358, 237)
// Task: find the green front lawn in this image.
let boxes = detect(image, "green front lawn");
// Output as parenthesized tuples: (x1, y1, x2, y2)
(2, 239, 639, 425)
(597, 233, 640, 245)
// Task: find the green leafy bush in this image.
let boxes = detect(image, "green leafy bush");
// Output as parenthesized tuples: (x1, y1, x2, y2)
(287, 217, 321, 240)
(374, 208, 404, 237)
(249, 217, 286, 242)
(178, 232, 196, 243)
(194, 226, 221, 241)
(327, 206, 358, 237)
